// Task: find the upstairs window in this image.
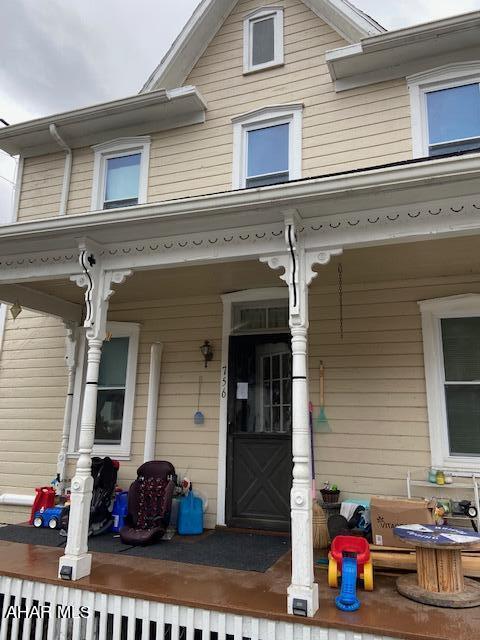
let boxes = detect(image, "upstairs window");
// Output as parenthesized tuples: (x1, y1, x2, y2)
(246, 123, 289, 187)
(232, 105, 302, 189)
(91, 137, 150, 211)
(243, 8, 284, 74)
(408, 63, 480, 158)
(104, 153, 141, 209)
(427, 84, 480, 156)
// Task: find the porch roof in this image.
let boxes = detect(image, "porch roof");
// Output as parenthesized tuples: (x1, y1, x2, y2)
(0, 150, 479, 260)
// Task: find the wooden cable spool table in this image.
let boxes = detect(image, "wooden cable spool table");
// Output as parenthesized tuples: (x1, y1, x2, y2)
(394, 524, 480, 608)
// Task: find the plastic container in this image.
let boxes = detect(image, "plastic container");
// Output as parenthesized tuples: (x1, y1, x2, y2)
(111, 491, 128, 532)
(177, 489, 204, 535)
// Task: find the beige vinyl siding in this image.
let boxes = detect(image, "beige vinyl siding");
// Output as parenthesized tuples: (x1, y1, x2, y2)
(0, 310, 66, 523)
(0, 298, 223, 528)
(17, 153, 65, 221)
(3, 262, 480, 524)
(15, 0, 412, 222)
(151, 0, 411, 200)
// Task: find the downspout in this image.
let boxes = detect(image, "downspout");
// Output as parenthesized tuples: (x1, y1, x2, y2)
(0, 493, 34, 507)
(49, 123, 72, 216)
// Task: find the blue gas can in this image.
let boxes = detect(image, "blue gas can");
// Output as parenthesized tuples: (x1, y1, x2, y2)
(111, 491, 128, 532)
(178, 489, 203, 535)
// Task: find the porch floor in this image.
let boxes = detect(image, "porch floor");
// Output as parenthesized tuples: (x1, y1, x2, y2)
(0, 539, 479, 640)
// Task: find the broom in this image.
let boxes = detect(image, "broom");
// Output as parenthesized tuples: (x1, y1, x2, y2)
(315, 361, 332, 433)
(310, 401, 328, 549)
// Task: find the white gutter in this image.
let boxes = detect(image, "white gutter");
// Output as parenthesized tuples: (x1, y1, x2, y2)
(49, 124, 72, 216)
(0, 493, 34, 507)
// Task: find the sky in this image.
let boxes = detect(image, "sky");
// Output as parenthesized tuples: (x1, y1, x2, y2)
(1, 0, 479, 220)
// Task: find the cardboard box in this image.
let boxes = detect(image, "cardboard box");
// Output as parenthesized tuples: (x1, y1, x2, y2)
(370, 496, 435, 548)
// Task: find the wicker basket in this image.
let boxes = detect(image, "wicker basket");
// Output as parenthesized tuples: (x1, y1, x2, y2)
(320, 488, 340, 504)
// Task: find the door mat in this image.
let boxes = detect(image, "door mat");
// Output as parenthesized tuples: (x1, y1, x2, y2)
(0, 525, 290, 573)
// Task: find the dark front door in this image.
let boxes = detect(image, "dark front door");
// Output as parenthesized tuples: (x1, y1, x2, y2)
(226, 334, 292, 531)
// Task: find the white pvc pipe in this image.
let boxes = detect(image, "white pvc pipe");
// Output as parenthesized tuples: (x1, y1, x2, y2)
(49, 123, 72, 216)
(144, 342, 163, 462)
(0, 493, 34, 507)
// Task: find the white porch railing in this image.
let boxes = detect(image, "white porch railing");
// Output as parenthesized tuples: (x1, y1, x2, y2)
(0, 575, 401, 640)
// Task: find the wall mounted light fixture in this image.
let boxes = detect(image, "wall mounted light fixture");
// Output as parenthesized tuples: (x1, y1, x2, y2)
(200, 340, 213, 368)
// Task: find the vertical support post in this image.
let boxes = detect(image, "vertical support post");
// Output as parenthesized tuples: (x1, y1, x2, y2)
(58, 242, 132, 581)
(56, 322, 78, 496)
(284, 217, 318, 617)
(261, 216, 341, 617)
(144, 342, 163, 462)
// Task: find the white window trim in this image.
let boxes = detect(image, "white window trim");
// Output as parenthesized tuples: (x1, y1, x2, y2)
(419, 294, 480, 473)
(68, 321, 140, 460)
(243, 7, 284, 75)
(90, 137, 151, 211)
(408, 61, 480, 158)
(231, 104, 303, 189)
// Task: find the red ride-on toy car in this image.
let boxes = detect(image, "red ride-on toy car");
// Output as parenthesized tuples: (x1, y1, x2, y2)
(328, 535, 374, 591)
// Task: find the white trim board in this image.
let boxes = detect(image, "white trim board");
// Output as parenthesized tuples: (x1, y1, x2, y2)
(216, 287, 288, 526)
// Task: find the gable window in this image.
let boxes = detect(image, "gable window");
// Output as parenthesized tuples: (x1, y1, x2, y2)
(69, 322, 140, 459)
(243, 7, 284, 74)
(232, 104, 302, 189)
(91, 137, 150, 211)
(420, 295, 480, 471)
(408, 63, 480, 158)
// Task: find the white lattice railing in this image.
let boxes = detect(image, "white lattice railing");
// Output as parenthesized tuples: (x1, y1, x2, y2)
(0, 575, 401, 640)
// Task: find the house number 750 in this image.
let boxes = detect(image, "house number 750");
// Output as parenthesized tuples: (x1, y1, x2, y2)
(221, 365, 227, 398)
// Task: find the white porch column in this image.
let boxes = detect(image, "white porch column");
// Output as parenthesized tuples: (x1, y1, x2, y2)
(59, 243, 132, 581)
(56, 322, 78, 496)
(261, 212, 341, 617)
(143, 342, 163, 462)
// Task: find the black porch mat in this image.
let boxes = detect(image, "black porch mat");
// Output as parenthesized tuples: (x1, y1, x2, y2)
(0, 525, 290, 573)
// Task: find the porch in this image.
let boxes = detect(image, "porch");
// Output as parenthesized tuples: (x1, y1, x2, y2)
(1, 537, 477, 640)
(0, 154, 480, 628)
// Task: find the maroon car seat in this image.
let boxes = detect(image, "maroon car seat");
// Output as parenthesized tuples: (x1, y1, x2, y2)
(120, 461, 176, 545)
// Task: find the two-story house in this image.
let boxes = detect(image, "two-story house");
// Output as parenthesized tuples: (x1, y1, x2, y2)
(0, 0, 480, 636)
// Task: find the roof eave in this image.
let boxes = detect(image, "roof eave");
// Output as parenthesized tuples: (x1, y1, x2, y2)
(326, 10, 480, 90)
(0, 87, 208, 157)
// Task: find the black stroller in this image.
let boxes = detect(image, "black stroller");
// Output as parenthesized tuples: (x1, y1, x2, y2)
(61, 456, 119, 537)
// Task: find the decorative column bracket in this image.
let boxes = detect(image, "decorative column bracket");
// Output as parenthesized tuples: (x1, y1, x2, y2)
(260, 212, 342, 618)
(71, 240, 132, 341)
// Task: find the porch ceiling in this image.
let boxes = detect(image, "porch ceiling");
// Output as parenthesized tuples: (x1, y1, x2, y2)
(23, 235, 480, 308)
